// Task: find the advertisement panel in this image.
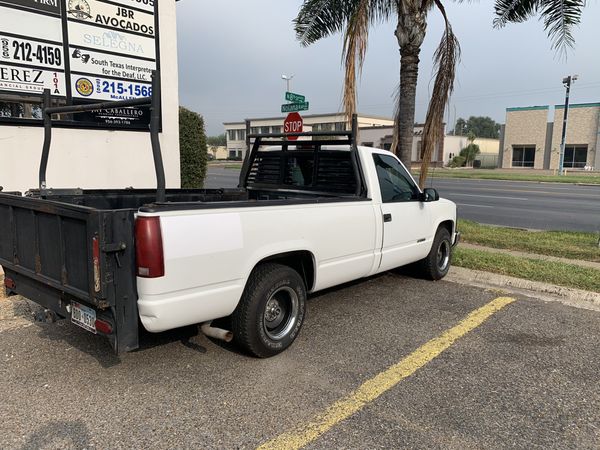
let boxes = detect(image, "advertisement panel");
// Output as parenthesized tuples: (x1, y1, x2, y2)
(102, 0, 154, 14)
(1, 34, 64, 71)
(66, 0, 155, 37)
(0, 0, 159, 129)
(0, 63, 66, 95)
(67, 21, 156, 60)
(69, 46, 153, 82)
(0, 0, 60, 15)
(71, 73, 151, 100)
(0, 5, 63, 42)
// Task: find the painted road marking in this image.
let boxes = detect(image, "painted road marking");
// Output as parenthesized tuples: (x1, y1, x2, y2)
(457, 203, 494, 208)
(450, 193, 528, 201)
(258, 296, 516, 450)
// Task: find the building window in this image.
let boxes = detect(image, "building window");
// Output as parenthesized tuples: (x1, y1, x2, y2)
(512, 146, 535, 167)
(250, 127, 260, 135)
(260, 126, 270, 134)
(271, 126, 282, 134)
(564, 145, 588, 168)
(227, 130, 236, 141)
(334, 122, 346, 131)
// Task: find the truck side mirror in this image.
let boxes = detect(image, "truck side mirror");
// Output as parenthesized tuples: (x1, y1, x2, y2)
(420, 188, 440, 202)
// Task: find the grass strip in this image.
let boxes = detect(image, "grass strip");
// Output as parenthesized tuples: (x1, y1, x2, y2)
(414, 170, 600, 184)
(453, 247, 600, 292)
(458, 220, 600, 262)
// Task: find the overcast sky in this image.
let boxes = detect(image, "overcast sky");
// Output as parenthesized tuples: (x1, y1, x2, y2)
(176, 1, 600, 136)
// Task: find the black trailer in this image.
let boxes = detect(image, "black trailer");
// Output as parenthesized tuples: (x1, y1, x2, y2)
(0, 73, 245, 353)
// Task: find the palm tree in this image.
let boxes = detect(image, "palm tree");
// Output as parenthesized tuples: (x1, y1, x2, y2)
(293, 0, 587, 188)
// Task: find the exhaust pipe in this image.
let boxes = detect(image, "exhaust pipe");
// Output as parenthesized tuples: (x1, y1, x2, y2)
(200, 322, 233, 343)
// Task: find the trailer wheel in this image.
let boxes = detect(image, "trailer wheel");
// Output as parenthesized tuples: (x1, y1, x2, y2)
(232, 263, 306, 358)
(417, 227, 452, 280)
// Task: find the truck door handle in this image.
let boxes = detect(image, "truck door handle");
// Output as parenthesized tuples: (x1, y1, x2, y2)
(383, 213, 392, 223)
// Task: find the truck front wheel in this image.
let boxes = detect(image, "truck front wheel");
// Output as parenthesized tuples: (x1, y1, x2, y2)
(232, 263, 306, 358)
(417, 227, 453, 280)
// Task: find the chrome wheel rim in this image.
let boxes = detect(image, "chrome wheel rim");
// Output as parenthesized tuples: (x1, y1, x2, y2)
(437, 240, 451, 272)
(263, 286, 299, 341)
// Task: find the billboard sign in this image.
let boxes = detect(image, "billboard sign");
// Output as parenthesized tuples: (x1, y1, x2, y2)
(0, 0, 159, 129)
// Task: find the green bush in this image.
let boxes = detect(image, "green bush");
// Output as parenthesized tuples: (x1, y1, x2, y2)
(449, 155, 466, 168)
(179, 106, 208, 188)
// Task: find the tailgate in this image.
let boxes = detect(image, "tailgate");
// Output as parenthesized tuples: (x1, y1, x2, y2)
(0, 193, 138, 353)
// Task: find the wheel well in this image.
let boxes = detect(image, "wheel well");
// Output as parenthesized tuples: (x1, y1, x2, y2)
(438, 220, 454, 236)
(258, 251, 315, 291)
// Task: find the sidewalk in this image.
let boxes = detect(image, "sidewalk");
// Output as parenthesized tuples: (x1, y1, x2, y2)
(459, 242, 600, 271)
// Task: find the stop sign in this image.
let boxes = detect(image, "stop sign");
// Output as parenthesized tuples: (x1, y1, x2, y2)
(284, 112, 303, 141)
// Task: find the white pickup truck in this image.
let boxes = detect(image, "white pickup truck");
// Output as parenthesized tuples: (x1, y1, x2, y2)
(0, 106, 458, 357)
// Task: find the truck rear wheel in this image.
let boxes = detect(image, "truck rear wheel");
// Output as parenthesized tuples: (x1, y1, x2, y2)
(417, 227, 453, 280)
(232, 263, 306, 358)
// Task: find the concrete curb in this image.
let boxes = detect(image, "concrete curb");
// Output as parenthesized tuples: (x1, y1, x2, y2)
(446, 266, 600, 312)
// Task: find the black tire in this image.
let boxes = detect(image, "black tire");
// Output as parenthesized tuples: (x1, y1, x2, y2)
(417, 227, 453, 280)
(232, 263, 306, 358)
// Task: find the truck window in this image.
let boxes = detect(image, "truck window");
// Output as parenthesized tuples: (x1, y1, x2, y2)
(373, 153, 420, 202)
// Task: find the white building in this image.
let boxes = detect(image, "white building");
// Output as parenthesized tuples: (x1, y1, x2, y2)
(0, 1, 180, 193)
(359, 125, 499, 167)
(224, 113, 394, 159)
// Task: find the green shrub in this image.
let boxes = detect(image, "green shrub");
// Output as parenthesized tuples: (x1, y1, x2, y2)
(179, 106, 208, 188)
(449, 155, 466, 168)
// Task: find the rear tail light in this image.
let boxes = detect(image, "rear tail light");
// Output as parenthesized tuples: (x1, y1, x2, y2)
(135, 216, 165, 278)
(95, 318, 113, 335)
(92, 236, 101, 292)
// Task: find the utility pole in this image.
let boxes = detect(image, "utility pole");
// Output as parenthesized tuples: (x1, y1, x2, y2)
(558, 74, 578, 175)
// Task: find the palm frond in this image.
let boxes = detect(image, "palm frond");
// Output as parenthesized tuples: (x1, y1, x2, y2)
(419, 0, 460, 188)
(342, 0, 371, 123)
(539, 0, 584, 53)
(294, 0, 395, 46)
(494, 0, 585, 54)
(493, 0, 538, 28)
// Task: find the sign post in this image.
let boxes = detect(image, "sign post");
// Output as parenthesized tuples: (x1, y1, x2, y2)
(284, 112, 303, 141)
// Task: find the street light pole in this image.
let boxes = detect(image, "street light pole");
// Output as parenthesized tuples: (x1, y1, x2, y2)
(558, 74, 578, 175)
(281, 74, 294, 93)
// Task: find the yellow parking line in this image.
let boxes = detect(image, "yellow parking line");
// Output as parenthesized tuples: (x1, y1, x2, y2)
(258, 296, 516, 450)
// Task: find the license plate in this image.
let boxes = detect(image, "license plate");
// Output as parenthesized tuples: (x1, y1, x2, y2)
(71, 302, 97, 334)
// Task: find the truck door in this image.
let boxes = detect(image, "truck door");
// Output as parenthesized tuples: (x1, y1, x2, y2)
(372, 153, 432, 271)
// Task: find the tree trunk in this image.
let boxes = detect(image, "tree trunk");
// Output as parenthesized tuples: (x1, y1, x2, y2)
(397, 50, 420, 170)
(394, 6, 427, 172)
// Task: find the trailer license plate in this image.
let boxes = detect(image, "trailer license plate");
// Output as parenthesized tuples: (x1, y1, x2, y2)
(71, 302, 97, 334)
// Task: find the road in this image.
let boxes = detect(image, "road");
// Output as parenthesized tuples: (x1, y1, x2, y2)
(2, 275, 599, 449)
(204, 167, 600, 232)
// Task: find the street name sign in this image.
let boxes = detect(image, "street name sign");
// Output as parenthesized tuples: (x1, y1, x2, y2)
(281, 102, 309, 113)
(285, 91, 305, 103)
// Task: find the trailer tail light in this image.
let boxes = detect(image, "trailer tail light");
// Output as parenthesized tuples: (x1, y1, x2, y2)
(92, 236, 101, 293)
(135, 216, 165, 278)
(95, 318, 113, 335)
(4, 277, 16, 290)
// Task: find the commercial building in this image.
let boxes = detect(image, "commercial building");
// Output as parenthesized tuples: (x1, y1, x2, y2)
(223, 113, 394, 159)
(500, 102, 600, 170)
(224, 114, 500, 167)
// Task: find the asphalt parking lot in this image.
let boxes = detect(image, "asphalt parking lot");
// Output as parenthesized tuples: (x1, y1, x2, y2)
(1, 273, 599, 449)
